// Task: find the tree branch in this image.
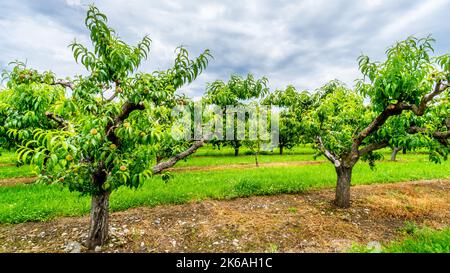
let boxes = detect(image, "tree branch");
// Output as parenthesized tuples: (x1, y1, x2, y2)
(45, 111, 69, 129)
(106, 92, 117, 102)
(105, 101, 145, 146)
(352, 104, 402, 151)
(51, 79, 74, 90)
(408, 126, 450, 146)
(152, 139, 207, 174)
(316, 136, 341, 167)
(105, 80, 121, 102)
(402, 81, 447, 116)
(353, 81, 449, 151)
(358, 141, 389, 156)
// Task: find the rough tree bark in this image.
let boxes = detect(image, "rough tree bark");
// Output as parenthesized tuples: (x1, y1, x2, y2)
(335, 165, 353, 208)
(86, 164, 109, 249)
(87, 190, 110, 249)
(279, 145, 283, 155)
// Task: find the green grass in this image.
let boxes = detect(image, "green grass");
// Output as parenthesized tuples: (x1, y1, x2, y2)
(0, 150, 18, 165)
(0, 157, 448, 224)
(166, 145, 433, 167)
(0, 150, 38, 179)
(0, 165, 37, 180)
(192, 144, 316, 157)
(352, 226, 450, 253)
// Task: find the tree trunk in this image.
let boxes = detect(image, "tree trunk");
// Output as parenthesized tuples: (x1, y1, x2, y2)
(87, 191, 110, 249)
(390, 147, 401, 161)
(279, 145, 283, 155)
(255, 152, 259, 167)
(334, 166, 353, 208)
(234, 147, 239, 157)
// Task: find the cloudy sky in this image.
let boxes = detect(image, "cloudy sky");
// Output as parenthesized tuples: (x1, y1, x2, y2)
(0, 0, 449, 98)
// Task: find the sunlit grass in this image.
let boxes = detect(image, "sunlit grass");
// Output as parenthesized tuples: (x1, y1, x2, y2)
(0, 154, 448, 224)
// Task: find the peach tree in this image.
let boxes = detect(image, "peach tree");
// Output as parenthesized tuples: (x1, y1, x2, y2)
(203, 74, 269, 155)
(304, 36, 449, 208)
(262, 85, 313, 154)
(14, 6, 212, 249)
(0, 63, 66, 152)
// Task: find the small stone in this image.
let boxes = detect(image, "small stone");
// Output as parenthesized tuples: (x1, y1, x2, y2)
(61, 232, 68, 237)
(72, 228, 78, 232)
(109, 244, 114, 248)
(65, 241, 81, 253)
(38, 231, 46, 238)
(94, 246, 102, 252)
(140, 242, 145, 248)
(123, 229, 130, 234)
(171, 239, 177, 247)
(232, 239, 239, 247)
(367, 241, 382, 253)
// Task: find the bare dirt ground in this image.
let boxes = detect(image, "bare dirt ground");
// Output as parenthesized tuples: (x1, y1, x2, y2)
(0, 176, 36, 187)
(168, 160, 324, 172)
(0, 179, 449, 253)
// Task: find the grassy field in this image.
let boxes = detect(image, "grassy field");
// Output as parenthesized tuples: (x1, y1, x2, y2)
(175, 145, 433, 167)
(0, 145, 449, 224)
(0, 165, 37, 180)
(352, 226, 450, 253)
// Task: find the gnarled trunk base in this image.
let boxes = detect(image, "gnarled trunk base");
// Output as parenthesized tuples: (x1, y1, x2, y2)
(87, 191, 110, 249)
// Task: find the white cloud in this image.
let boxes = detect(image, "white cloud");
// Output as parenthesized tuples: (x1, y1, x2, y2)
(0, 0, 449, 96)
(66, 0, 82, 7)
(0, 14, 87, 77)
(375, 0, 448, 41)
